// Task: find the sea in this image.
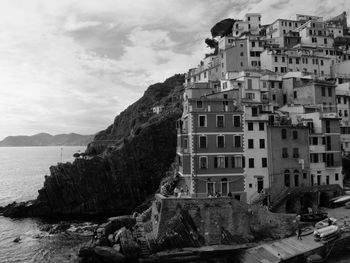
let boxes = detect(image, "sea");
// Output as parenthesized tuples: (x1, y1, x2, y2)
(0, 147, 349, 263)
(0, 146, 91, 263)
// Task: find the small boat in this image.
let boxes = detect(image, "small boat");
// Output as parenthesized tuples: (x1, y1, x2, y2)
(315, 218, 336, 229)
(314, 225, 339, 242)
(345, 200, 350, 209)
(300, 213, 328, 222)
(307, 254, 324, 263)
(333, 195, 350, 204)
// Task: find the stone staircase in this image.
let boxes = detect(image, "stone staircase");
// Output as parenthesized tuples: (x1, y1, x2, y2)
(135, 216, 150, 257)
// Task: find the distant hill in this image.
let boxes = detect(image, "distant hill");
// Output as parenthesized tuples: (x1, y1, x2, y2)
(0, 133, 94, 146)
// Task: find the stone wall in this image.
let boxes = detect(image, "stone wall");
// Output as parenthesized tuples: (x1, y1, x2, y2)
(151, 194, 297, 246)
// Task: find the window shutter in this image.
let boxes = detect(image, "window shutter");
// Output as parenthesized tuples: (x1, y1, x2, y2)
(225, 157, 229, 168)
(242, 156, 245, 168)
(231, 157, 235, 168)
(214, 157, 218, 168)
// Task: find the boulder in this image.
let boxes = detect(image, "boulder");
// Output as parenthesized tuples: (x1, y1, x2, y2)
(108, 234, 114, 245)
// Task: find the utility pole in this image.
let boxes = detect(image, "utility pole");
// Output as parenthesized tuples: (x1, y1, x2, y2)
(60, 147, 63, 163)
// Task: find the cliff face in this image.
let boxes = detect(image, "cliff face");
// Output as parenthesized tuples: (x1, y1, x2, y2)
(2, 74, 185, 218)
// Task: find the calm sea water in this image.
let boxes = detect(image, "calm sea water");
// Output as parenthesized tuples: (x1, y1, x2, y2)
(0, 146, 90, 263)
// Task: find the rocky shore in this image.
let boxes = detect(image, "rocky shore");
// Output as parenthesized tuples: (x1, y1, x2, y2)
(0, 74, 185, 219)
(75, 196, 299, 263)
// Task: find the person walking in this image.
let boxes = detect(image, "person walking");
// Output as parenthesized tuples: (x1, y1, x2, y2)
(297, 224, 302, 240)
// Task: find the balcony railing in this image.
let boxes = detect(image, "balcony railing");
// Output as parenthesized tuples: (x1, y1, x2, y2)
(310, 162, 326, 170)
(310, 145, 326, 152)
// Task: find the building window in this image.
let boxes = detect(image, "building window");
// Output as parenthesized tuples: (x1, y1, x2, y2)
(289, 58, 293, 64)
(240, 52, 244, 56)
(275, 67, 278, 72)
(217, 135, 225, 148)
(259, 139, 265, 148)
(216, 115, 224, 128)
(231, 156, 243, 168)
(207, 179, 214, 196)
(199, 136, 207, 148)
(293, 148, 299, 158)
(199, 156, 208, 169)
(335, 173, 339, 181)
(197, 101, 203, 108)
(294, 171, 299, 186)
(303, 173, 307, 179)
(282, 57, 285, 62)
(282, 147, 288, 158)
(199, 115, 207, 127)
(274, 56, 278, 62)
(259, 122, 264, 131)
(284, 170, 290, 187)
(296, 58, 300, 64)
(262, 157, 267, 168)
(214, 156, 227, 168)
(248, 158, 254, 168)
(252, 107, 258, 116)
(281, 129, 287, 139)
(252, 41, 255, 47)
(293, 130, 298, 139)
(234, 135, 242, 148)
(328, 87, 332, 97)
(247, 79, 252, 89)
(183, 138, 188, 148)
(248, 122, 254, 131)
(345, 110, 348, 117)
(272, 94, 276, 100)
(233, 115, 241, 127)
(294, 91, 297, 98)
(248, 139, 254, 149)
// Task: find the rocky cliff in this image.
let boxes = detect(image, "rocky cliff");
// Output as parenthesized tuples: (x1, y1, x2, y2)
(1, 74, 185, 218)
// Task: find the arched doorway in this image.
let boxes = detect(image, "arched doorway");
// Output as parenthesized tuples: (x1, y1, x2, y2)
(294, 170, 300, 187)
(221, 178, 228, 196)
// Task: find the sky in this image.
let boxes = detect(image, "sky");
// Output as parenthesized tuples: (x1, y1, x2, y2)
(0, 0, 349, 140)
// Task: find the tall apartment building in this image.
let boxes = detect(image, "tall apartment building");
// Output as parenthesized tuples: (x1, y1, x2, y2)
(336, 82, 350, 153)
(175, 11, 348, 212)
(176, 88, 246, 200)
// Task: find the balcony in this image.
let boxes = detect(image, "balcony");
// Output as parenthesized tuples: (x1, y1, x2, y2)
(176, 147, 189, 154)
(310, 162, 326, 170)
(309, 145, 326, 152)
(245, 114, 269, 121)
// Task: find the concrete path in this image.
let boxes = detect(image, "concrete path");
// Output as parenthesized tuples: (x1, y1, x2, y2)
(238, 234, 323, 263)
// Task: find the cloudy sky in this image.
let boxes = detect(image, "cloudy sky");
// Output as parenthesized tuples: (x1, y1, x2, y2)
(0, 0, 349, 140)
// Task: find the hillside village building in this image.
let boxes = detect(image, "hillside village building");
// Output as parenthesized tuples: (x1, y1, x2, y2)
(176, 12, 348, 212)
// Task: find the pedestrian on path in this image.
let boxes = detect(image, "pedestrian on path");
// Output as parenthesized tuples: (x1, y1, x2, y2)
(297, 224, 302, 240)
